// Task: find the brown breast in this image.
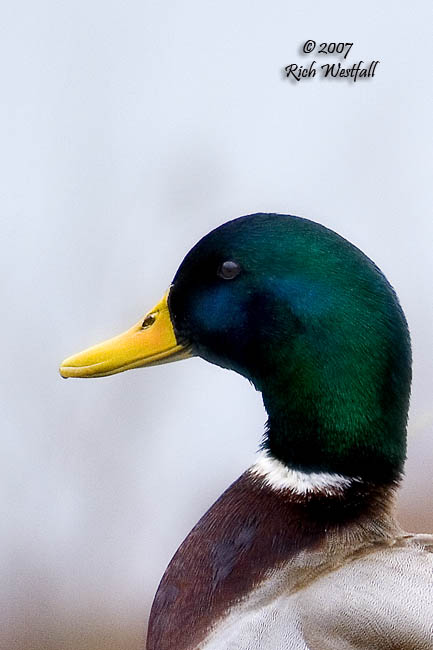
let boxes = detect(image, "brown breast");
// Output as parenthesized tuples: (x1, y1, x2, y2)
(146, 470, 391, 650)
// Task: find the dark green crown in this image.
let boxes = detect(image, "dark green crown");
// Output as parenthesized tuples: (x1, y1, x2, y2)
(169, 214, 411, 483)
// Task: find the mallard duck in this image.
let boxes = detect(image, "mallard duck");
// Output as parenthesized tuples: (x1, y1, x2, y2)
(60, 213, 433, 650)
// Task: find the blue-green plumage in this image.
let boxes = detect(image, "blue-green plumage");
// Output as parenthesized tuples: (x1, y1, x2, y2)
(170, 213, 411, 482)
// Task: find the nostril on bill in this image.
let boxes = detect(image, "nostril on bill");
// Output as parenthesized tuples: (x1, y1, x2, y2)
(142, 313, 156, 329)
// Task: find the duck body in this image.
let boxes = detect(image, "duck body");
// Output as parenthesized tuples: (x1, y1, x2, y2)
(147, 465, 433, 650)
(60, 214, 433, 650)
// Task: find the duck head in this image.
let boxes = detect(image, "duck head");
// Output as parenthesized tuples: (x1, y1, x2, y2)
(60, 214, 411, 484)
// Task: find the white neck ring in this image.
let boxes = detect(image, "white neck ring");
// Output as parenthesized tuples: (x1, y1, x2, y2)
(250, 451, 357, 496)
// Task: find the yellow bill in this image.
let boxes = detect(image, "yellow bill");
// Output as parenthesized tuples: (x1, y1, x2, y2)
(59, 291, 193, 378)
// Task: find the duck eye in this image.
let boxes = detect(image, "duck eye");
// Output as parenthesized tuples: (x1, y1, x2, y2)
(217, 260, 241, 280)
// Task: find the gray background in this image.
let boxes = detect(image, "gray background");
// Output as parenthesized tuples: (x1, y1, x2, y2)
(1, 1, 432, 649)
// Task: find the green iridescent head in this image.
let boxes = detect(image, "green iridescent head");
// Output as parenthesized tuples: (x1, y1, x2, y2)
(60, 213, 411, 484)
(169, 213, 411, 483)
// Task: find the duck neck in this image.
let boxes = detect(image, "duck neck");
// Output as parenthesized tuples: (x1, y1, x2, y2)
(250, 451, 401, 542)
(261, 383, 407, 487)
